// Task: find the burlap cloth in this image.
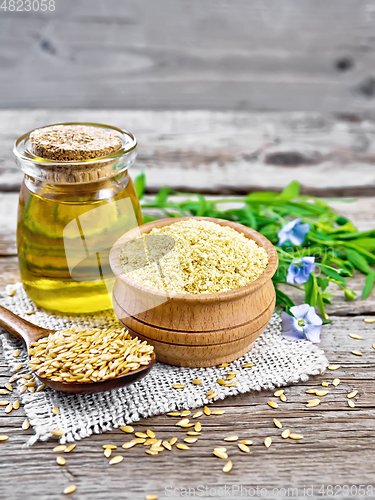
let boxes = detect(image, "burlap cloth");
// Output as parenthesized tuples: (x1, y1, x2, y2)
(0, 283, 328, 445)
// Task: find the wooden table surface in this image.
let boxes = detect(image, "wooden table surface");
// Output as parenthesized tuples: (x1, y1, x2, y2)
(0, 111, 374, 500)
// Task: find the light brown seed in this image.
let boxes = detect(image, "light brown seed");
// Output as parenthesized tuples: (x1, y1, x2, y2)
(321, 381, 329, 387)
(192, 411, 203, 419)
(273, 418, 282, 429)
(166, 412, 181, 417)
(180, 411, 191, 417)
(9, 375, 16, 383)
(150, 447, 164, 452)
(349, 334, 363, 340)
(194, 422, 202, 432)
(53, 406, 59, 415)
(145, 495, 158, 500)
(224, 436, 238, 442)
(203, 406, 211, 416)
(217, 363, 229, 368)
(213, 449, 228, 459)
(207, 392, 218, 400)
(225, 381, 237, 387)
(351, 350, 363, 356)
(0, 390, 8, 395)
(217, 379, 227, 386)
(4, 383, 12, 392)
(176, 443, 190, 450)
(0, 400, 9, 406)
(264, 437, 272, 448)
(0, 435, 9, 442)
(5, 403, 13, 414)
(103, 444, 117, 450)
(373, 344, 375, 350)
(176, 419, 189, 427)
(214, 447, 227, 453)
(267, 401, 279, 409)
(162, 441, 172, 451)
(315, 390, 329, 397)
(226, 373, 236, 381)
(64, 444, 76, 453)
(211, 410, 225, 415)
(184, 437, 198, 444)
(238, 443, 250, 453)
(172, 384, 186, 389)
(169, 437, 178, 446)
(306, 389, 317, 394)
(13, 349, 20, 358)
(191, 379, 202, 385)
(22, 419, 30, 431)
(348, 400, 355, 408)
(289, 433, 303, 440)
(281, 429, 290, 439)
(53, 445, 67, 452)
(186, 431, 200, 436)
(51, 429, 64, 437)
(135, 432, 147, 438)
(104, 448, 112, 458)
(223, 460, 233, 473)
(144, 438, 156, 446)
(364, 318, 375, 323)
(132, 438, 146, 444)
(328, 365, 340, 371)
(146, 429, 155, 438)
(240, 439, 253, 445)
(347, 390, 358, 399)
(56, 456, 66, 466)
(242, 362, 254, 368)
(109, 455, 123, 465)
(332, 378, 340, 386)
(63, 485, 77, 495)
(7, 289, 16, 297)
(14, 363, 23, 372)
(145, 450, 158, 456)
(120, 425, 134, 433)
(122, 441, 137, 449)
(280, 394, 287, 402)
(306, 399, 321, 407)
(274, 389, 284, 397)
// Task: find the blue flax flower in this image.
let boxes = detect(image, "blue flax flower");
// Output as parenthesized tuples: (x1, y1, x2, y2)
(286, 257, 316, 285)
(281, 304, 322, 343)
(278, 218, 310, 246)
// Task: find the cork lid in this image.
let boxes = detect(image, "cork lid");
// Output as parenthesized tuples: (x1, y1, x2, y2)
(29, 124, 122, 161)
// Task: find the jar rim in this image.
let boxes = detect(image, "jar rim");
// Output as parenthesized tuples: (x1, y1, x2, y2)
(13, 122, 137, 165)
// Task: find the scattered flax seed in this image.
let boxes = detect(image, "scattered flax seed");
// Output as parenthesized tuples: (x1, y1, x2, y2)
(264, 437, 272, 448)
(133, 438, 146, 444)
(213, 449, 228, 459)
(273, 418, 282, 429)
(347, 390, 358, 399)
(373, 344, 375, 350)
(349, 334, 363, 340)
(0, 390, 8, 395)
(328, 365, 340, 371)
(28, 326, 154, 384)
(223, 461, 233, 473)
(332, 379, 340, 386)
(167, 412, 181, 417)
(180, 411, 191, 417)
(53, 445, 67, 453)
(207, 392, 218, 400)
(225, 381, 237, 388)
(176, 443, 190, 451)
(0, 435, 9, 441)
(53, 406, 59, 415)
(315, 390, 329, 397)
(351, 350, 363, 356)
(9, 375, 17, 383)
(162, 441, 172, 451)
(4, 383, 12, 392)
(240, 440, 253, 446)
(321, 381, 329, 387)
(36, 384, 46, 392)
(218, 363, 229, 368)
(122, 441, 137, 449)
(173, 384, 186, 390)
(121, 219, 269, 294)
(348, 400, 355, 408)
(194, 422, 202, 432)
(242, 363, 254, 369)
(364, 318, 375, 323)
(224, 436, 238, 442)
(109, 456, 123, 465)
(64, 444, 76, 453)
(306, 399, 321, 408)
(135, 432, 148, 438)
(7, 289, 16, 297)
(144, 439, 156, 446)
(22, 419, 30, 431)
(56, 456, 66, 466)
(281, 429, 290, 439)
(211, 410, 225, 415)
(0, 401, 9, 406)
(267, 401, 279, 409)
(181, 423, 194, 429)
(5, 403, 13, 414)
(280, 394, 287, 402)
(14, 363, 23, 372)
(192, 379, 202, 385)
(145, 496, 158, 500)
(217, 379, 227, 386)
(274, 389, 284, 397)
(63, 485, 77, 495)
(176, 419, 189, 427)
(51, 429, 64, 437)
(289, 433, 303, 440)
(13, 349, 20, 358)
(146, 429, 156, 438)
(226, 374, 236, 381)
(146, 450, 158, 456)
(120, 425, 134, 433)
(192, 411, 203, 419)
(203, 406, 211, 416)
(169, 437, 178, 446)
(13, 400, 20, 410)
(184, 437, 198, 444)
(104, 448, 112, 458)
(238, 443, 250, 453)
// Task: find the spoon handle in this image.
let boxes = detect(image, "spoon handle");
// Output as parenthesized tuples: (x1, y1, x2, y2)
(0, 305, 50, 347)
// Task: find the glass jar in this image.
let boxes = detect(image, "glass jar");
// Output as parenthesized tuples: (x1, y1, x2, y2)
(13, 122, 143, 315)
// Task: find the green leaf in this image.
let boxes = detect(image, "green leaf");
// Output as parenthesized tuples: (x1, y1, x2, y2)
(363, 271, 375, 299)
(275, 287, 295, 309)
(345, 248, 372, 275)
(352, 238, 375, 251)
(155, 186, 172, 203)
(304, 274, 318, 307)
(134, 169, 146, 199)
(319, 265, 346, 285)
(279, 180, 301, 199)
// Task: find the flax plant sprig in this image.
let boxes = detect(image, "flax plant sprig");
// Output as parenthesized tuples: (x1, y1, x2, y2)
(135, 174, 375, 319)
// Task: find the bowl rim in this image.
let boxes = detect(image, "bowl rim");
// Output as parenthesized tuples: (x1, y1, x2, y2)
(109, 216, 278, 303)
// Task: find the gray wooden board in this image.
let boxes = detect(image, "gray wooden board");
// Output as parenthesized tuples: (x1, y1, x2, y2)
(1, 0, 375, 112)
(1, 110, 375, 195)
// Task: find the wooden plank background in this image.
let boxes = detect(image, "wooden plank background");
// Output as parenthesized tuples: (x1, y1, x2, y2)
(1, 0, 375, 112)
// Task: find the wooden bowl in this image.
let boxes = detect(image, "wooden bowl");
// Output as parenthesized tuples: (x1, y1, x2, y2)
(109, 217, 278, 367)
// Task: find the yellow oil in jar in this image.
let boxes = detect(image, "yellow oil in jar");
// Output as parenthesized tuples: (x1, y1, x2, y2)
(17, 171, 142, 314)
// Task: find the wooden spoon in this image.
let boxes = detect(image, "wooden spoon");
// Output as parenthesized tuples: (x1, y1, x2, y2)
(0, 305, 155, 394)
